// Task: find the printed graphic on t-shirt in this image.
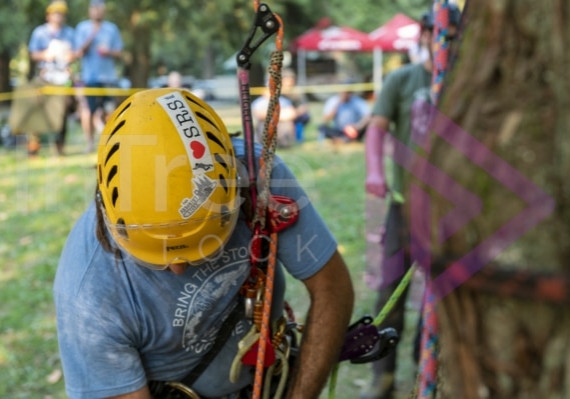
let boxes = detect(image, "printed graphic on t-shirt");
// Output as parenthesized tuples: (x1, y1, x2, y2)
(172, 250, 249, 353)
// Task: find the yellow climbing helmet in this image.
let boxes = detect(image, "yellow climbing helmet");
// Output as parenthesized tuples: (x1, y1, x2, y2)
(97, 88, 240, 268)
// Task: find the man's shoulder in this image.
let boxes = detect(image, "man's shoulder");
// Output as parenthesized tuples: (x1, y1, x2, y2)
(324, 95, 340, 107)
(386, 63, 423, 80)
(31, 23, 49, 36)
(63, 25, 75, 35)
(350, 95, 368, 105)
(102, 20, 120, 31)
(75, 20, 91, 31)
(55, 204, 105, 293)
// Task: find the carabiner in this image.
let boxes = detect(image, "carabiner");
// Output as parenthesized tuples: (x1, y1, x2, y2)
(236, 3, 281, 69)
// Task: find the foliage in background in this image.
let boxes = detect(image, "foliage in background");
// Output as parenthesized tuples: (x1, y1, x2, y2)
(0, 0, 433, 91)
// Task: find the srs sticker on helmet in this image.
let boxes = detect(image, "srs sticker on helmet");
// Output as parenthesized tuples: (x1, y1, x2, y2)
(178, 175, 218, 219)
(157, 91, 214, 174)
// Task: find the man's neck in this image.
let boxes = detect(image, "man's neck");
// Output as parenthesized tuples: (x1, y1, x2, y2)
(47, 22, 63, 32)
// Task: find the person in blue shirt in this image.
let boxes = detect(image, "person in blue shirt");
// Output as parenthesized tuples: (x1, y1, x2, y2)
(55, 88, 354, 399)
(252, 86, 299, 148)
(74, 0, 123, 153)
(319, 80, 371, 142)
(28, 0, 75, 155)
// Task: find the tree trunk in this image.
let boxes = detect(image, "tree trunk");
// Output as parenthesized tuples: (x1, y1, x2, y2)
(128, 13, 152, 89)
(201, 44, 215, 80)
(415, 1, 570, 398)
(0, 49, 11, 102)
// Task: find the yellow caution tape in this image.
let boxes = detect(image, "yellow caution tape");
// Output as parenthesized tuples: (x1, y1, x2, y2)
(0, 82, 379, 101)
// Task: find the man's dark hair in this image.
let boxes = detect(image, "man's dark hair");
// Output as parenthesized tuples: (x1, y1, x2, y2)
(420, 4, 461, 30)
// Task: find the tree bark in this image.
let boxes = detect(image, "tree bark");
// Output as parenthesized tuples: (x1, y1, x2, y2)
(415, 1, 570, 398)
(0, 49, 11, 101)
(127, 12, 152, 89)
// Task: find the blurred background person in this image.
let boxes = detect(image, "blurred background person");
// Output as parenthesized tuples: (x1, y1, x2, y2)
(318, 79, 371, 143)
(281, 68, 310, 142)
(252, 84, 299, 148)
(362, 5, 462, 399)
(74, 0, 123, 153)
(28, 0, 75, 156)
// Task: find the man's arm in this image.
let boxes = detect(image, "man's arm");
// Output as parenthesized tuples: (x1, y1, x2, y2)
(107, 385, 151, 399)
(321, 97, 339, 124)
(365, 115, 390, 198)
(286, 250, 354, 399)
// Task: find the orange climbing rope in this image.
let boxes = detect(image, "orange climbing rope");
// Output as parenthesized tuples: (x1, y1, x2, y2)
(249, 2, 285, 399)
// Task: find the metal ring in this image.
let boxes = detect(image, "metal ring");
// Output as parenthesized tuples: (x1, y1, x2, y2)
(165, 381, 201, 399)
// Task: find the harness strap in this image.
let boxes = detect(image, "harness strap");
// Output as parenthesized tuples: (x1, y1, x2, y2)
(150, 304, 245, 398)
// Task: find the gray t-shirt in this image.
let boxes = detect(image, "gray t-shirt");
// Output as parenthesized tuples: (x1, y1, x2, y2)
(372, 63, 431, 197)
(54, 139, 337, 399)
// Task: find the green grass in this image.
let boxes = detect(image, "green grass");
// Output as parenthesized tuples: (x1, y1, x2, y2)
(0, 133, 97, 398)
(0, 102, 418, 398)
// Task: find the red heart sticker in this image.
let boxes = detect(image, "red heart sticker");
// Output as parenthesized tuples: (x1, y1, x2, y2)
(190, 141, 206, 159)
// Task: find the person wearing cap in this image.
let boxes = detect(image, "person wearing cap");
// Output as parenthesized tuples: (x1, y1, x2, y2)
(28, 0, 76, 155)
(74, 0, 123, 153)
(362, 5, 461, 399)
(318, 79, 371, 143)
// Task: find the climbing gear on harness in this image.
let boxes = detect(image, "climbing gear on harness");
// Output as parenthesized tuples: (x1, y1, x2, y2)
(339, 316, 399, 363)
(328, 264, 417, 399)
(234, 4, 297, 399)
(149, 305, 245, 399)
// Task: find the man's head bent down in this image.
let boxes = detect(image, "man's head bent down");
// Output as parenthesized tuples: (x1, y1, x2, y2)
(96, 88, 240, 272)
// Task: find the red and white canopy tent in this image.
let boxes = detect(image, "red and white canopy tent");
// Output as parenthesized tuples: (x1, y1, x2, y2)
(369, 14, 421, 88)
(290, 14, 421, 93)
(369, 13, 421, 52)
(290, 20, 377, 91)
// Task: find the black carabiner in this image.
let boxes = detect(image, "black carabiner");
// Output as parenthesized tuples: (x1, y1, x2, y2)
(236, 3, 281, 69)
(349, 327, 399, 364)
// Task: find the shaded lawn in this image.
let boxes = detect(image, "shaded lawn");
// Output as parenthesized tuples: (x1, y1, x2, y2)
(0, 102, 418, 398)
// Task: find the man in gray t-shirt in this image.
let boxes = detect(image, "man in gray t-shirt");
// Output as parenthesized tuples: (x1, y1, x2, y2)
(362, 5, 461, 399)
(54, 88, 354, 399)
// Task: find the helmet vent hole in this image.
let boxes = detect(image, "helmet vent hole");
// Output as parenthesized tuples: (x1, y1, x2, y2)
(196, 111, 219, 131)
(106, 165, 118, 187)
(206, 131, 226, 151)
(116, 218, 128, 239)
(184, 95, 201, 106)
(114, 102, 132, 121)
(105, 142, 120, 166)
(106, 120, 126, 145)
(214, 153, 229, 172)
(219, 174, 228, 194)
(112, 187, 119, 208)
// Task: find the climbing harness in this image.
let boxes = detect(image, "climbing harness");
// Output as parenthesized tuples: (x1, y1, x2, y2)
(152, 2, 404, 397)
(235, 4, 299, 399)
(234, 3, 404, 399)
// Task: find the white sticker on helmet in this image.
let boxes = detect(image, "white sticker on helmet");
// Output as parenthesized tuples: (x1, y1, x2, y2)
(157, 91, 214, 175)
(179, 175, 218, 219)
